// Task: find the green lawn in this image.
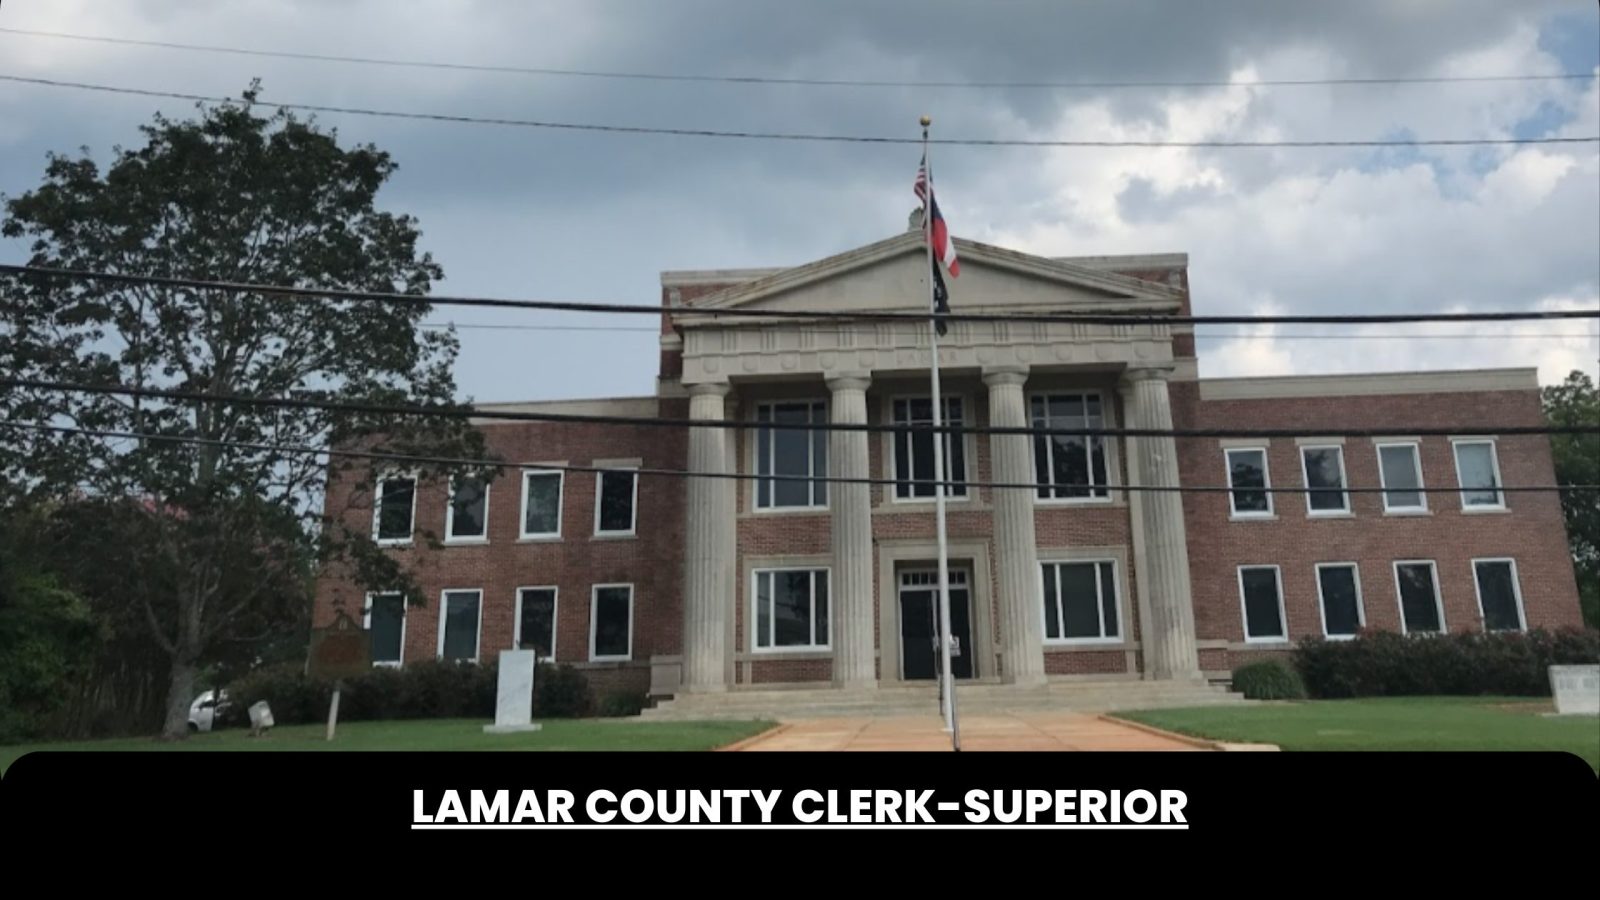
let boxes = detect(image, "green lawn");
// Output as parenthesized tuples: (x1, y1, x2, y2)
(0, 717, 774, 775)
(1119, 696, 1600, 767)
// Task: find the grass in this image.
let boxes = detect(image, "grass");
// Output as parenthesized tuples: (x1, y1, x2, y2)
(0, 717, 775, 775)
(1119, 696, 1600, 767)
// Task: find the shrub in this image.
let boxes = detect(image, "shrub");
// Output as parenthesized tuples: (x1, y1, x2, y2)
(223, 659, 596, 726)
(1230, 658, 1306, 700)
(597, 691, 649, 718)
(1293, 627, 1600, 699)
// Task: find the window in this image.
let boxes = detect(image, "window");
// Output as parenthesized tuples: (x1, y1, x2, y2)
(365, 592, 406, 666)
(590, 585, 633, 660)
(1377, 443, 1426, 512)
(1393, 561, 1444, 634)
(445, 476, 489, 542)
(437, 589, 482, 662)
(891, 397, 967, 500)
(594, 469, 638, 535)
(1225, 447, 1273, 517)
(1041, 561, 1120, 642)
(515, 587, 557, 657)
(373, 474, 416, 544)
(1030, 393, 1110, 500)
(1315, 564, 1364, 639)
(1473, 559, 1526, 632)
(752, 569, 831, 651)
(1453, 440, 1504, 510)
(1237, 566, 1287, 642)
(1300, 446, 1350, 515)
(756, 401, 828, 509)
(520, 470, 564, 539)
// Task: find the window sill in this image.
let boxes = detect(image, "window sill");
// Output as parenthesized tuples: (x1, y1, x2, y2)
(743, 507, 830, 518)
(443, 537, 489, 546)
(517, 535, 564, 543)
(588, 656, 633, 664)
(1043, 639, 1130, 650)
(1306, 511, 1354, 519)
(1034, 497, 1116, 508)
(1460, 505, 1509, 515)
(749, 647, 833, 658)
(1241, 638, 1292, 647)
(1229, 513, 1278, 522)
(1382, 509, 1432, 517)
(591, 532, 638, 541)
(375, 539, 414, 548)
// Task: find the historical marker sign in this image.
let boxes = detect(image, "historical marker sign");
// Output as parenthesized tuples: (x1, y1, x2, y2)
(308, 608, 371, 681)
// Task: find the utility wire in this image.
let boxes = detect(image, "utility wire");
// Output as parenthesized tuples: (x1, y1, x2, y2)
(419, 321, 1597, 341)
(6, 420, 1593, 496)
(4, 75, 1597, 149)
(6, 264, 1598, 327)
(3, 27, 1595, 91)
(7, 378, 1595, 440)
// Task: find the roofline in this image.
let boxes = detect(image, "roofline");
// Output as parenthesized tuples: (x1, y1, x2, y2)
(1199, 367, 1539, 401)
(662, 251, 1189, 288)
(469, 395, 657, 424)
(1055, 253, 1188, 270)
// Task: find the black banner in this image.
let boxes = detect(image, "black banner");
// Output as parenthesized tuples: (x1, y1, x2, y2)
(3, 750, 1594, 853)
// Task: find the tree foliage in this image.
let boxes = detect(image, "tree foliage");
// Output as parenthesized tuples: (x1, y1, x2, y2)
(1541, 370, 1599, 629)
(1, 84, 491, 737)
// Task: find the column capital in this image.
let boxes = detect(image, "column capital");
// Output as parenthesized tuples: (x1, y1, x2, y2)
(1123, 364, 1176, 384)
(824, 372, 872, 392)
(981, 365, 1030, 388)
(686, 381, 732, 398)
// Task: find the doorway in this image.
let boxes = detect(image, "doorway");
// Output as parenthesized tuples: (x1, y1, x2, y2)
(898, 568, 975, 680)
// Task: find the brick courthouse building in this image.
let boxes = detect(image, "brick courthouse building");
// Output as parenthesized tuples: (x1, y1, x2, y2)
(314, 229, 1583, 712)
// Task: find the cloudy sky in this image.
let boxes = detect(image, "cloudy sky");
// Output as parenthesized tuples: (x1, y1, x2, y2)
(1, 0, 1596, 402)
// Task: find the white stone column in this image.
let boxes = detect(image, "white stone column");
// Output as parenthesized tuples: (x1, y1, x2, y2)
(682, 382, 733, 692)
(827, 373, 877, 690)
(983, 366, 1047, 685)
(1122, 366, 1202, 680)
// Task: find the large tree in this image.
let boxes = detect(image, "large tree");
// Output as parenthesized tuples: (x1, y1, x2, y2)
(1, 84, 489, 738)
(1542, 370, 1600, 629)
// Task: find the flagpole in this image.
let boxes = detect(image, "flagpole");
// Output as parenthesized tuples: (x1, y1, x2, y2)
(921, 115, 961, 752)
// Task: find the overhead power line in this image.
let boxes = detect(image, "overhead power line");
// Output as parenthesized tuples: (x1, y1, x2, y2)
(419, 321, 1597, 341)
(6, 420, 1594, 496)
(3, 74, 1597, 149)
(7, 378, 1596, 440)
(6, 265, 1598, 327)
(3, 27, 1595, 91)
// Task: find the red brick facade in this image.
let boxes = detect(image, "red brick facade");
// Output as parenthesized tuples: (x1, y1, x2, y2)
(313, 249, 1583, 695)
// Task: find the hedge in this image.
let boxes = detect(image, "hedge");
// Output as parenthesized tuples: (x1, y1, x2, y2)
(221, 659, 595, 727)
(1291, 628, 1600, 699)
(1230, 658, 1306, 700)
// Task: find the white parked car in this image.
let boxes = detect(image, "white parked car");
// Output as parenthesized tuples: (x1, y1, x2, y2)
(188, 690, 232, 733)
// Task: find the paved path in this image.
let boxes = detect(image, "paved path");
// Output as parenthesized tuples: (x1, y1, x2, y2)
(728, 712, 1210, 751)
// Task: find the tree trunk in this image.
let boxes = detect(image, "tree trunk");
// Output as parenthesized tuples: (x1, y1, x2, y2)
(160, 659, 197, 741)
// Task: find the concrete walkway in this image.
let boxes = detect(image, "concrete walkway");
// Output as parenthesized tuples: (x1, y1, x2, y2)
(726, 712, 1212, 751)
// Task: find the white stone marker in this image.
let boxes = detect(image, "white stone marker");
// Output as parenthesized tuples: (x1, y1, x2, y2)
(484, 650, 543, 734)
(1548, 665, 1600, 716)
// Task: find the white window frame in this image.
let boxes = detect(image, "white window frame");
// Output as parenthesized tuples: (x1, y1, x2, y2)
(1392, 560, 1446, 635)
(1224, 447, 1275, 519)
(1039, 559, 1123, 645)
(593, 466, 640, 537)
(436, 588, 484, 663)
(753, 399, 830, 512)
(589, 583, 634, 662)
(444, 475, 491, 544)
(372, 470, 418, 546)
(750, 567, 833, 653)
(513, 585, 559, 658)
(1299, 445, 1351, 517)
(1471, 557, 1527, 633)
(1236, 565, 1289, 643)
(1313, 562, 1365, 640)
(1452, 438, 1506, 512)
(1029, 390, 1115, 505)
(887, 394, 971, 504)
(363, 591, 407, 667)
(1376, 442, 1428, 514)
(518, 468, 565, 540)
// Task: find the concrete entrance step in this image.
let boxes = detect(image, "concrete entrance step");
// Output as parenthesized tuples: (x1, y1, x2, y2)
(640, 680, 1246, 722)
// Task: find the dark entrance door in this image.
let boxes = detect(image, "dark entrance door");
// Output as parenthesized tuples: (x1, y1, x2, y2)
(899, 569, 974, 680)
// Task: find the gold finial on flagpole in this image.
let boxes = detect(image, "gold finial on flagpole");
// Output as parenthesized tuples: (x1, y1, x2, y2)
(920, 115, 932, 127)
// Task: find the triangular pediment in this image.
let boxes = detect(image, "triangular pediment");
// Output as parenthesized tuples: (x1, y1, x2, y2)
(672, 232, 1183, 326)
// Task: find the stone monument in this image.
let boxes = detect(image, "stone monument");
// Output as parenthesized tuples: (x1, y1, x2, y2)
(484, 649, 542, 734)
(1548, 664, 1599, 716)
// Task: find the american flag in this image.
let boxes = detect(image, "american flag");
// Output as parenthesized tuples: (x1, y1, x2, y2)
(914, 153, 960, 278)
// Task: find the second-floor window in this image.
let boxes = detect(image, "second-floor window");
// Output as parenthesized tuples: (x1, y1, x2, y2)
(756, 401, 828, 509)
(1377, 443, 1426, 512)
(1453, 439, 1504, 510)
(1030, 393, 1110, 500)
(446, 476, 488, 542)
(520, 470, 564, 539)
(1225, 447, 1272, 517)
(594, 469, 638, 535)
(891, 397, 967, 500)
(374, 474, 416, 544)
(1300, 445, 1349, 515)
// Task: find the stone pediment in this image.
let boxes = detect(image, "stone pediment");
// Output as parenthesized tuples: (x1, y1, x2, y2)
(671, 231, 1183, 328)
